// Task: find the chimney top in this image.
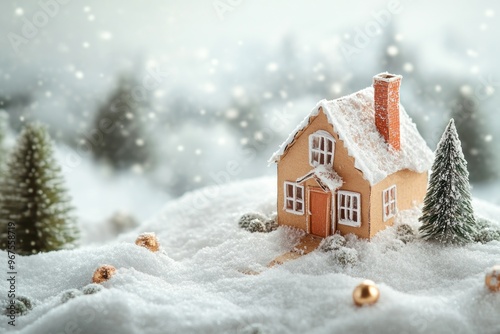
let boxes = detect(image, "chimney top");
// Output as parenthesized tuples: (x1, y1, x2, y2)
(373, 72, 402, 83)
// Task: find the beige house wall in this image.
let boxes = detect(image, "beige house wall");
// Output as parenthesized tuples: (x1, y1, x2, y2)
(369, 170, 428, 238)
(276, 107, 372, 239)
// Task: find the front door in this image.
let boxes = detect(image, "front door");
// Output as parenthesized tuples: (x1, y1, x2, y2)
(309, 188, 330, 237)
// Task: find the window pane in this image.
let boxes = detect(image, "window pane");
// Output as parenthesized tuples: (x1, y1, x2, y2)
(286, 199, 293, 209)
(391, 187, 395, 198)
(353, 211, 357, 222)
(296, 202, 303, 212)
(385, 206, 390, 216)
(297, 187, 303, 200)
(352, 196, 357, 209)
(313, 136, 320, 149)
(384, 191, 389, 202)
(312, 152, 319, 164)
(319, 154, 325, 165)
(327, 139, 333, 151)
(326, 154, 332, 165)
(320, 137, 325, 150)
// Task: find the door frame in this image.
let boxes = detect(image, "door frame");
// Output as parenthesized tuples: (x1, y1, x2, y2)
(330, 191, 336, 235)
(307, 186, 332, 237)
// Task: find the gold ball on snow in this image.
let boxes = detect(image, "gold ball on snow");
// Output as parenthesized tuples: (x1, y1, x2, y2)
(135, 232, 160, 252)
(485, 265, 500, 292)
(92, 265, 117, 284)
(353, 280, 380, 306)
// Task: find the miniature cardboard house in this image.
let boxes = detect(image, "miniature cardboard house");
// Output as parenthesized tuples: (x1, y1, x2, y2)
(269, 73, 434, 239)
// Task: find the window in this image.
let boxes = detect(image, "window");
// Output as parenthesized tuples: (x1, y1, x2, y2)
(284, 182, 304, 215)
(383, 185, 397, 221)
(337, 191, 361, 227)
(309, 131, 334, 167)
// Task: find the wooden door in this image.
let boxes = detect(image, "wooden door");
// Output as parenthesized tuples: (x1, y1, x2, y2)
(309, 188, 330, 237)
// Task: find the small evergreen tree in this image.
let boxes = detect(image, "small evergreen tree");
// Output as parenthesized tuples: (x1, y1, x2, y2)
(90, 75, 152, 170)
(419, 119, 476, 244)
(0, 123, 78, 255)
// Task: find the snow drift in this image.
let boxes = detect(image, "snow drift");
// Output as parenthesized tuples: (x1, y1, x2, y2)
(1, 177, 500, 334)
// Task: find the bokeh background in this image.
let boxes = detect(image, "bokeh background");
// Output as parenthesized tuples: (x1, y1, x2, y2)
(1, 0, 499, 243)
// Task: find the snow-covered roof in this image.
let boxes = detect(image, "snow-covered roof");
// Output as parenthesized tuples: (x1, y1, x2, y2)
(269, 86, 434, 186)
(297, 165, 343, 191)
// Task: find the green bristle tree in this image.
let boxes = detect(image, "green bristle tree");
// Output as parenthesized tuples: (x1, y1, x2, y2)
(419, 119, 476, 244)
(0, 123, 78, 255)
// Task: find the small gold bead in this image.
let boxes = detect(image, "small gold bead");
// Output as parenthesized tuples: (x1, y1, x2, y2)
(485, 265, 500, 292)
(353, 280, 380, 306)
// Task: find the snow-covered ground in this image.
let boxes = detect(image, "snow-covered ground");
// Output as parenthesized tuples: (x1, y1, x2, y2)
(1, 177, 500, 334)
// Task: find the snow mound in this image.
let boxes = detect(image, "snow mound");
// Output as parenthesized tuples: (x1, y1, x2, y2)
(270, 87, 434, 185)
(1, 177, 500, 334)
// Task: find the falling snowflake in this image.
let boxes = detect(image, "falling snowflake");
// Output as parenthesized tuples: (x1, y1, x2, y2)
(99, 31, 112, 40)
(266, 63, 279, 72)
(225, 108, 239, 120)
(75, 71, 84, 79)
(387, 45, 399, 56)
(403, 63, 414, 72)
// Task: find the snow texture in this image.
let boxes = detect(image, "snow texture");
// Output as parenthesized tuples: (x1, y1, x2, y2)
(269, 87, 434, 185)
(297, 165, 343, 191)
(1, 177, 500, 334)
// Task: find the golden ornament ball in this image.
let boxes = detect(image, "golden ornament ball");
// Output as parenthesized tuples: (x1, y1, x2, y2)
(353, 280, 380, 306)
(92, 265, 117, 284)
(485, 265, 500, 292)
(135, 232, 160, 252)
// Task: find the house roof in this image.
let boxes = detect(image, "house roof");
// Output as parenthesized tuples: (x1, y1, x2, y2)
(296, 165, 343, 192)
(269, 86, 434, 186)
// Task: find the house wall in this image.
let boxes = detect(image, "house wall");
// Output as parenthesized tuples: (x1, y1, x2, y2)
(277, 107, 372, 239)
(369, 169, 428, 238)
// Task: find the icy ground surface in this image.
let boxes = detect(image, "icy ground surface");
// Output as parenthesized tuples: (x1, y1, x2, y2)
(1, 177, 500, 334)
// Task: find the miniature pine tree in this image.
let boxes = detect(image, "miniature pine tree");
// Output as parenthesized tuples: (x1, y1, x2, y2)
(418, 119, 476, 244)
(0, 123, 78, 255)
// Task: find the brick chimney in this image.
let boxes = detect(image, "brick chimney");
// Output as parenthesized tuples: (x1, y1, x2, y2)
(373, 72, 402, 150)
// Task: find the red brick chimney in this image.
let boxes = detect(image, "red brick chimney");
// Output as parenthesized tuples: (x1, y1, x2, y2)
(373, 72, 402, 150)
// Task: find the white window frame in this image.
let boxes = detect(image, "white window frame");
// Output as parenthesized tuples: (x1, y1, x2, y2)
(283, 182, 304, 215)
(383, 185, 397, 221)
(337, 190, 361, 227)
(309, 130, 335, 167)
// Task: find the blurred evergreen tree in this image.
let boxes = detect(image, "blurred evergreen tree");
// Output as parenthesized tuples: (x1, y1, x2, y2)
(90, 75, 153, 170)
(449, 89, 496, 182)
(0, 111, 9, 167)
(0, 123, 78, 255)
